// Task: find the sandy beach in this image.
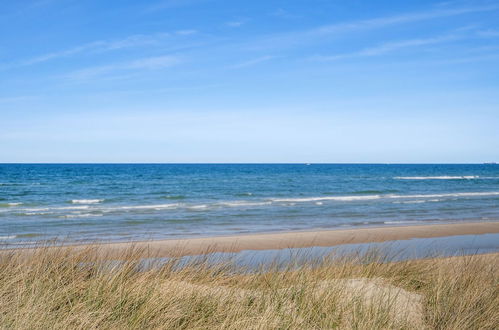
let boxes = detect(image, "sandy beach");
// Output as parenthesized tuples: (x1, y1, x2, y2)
(10, 221, 498, 258)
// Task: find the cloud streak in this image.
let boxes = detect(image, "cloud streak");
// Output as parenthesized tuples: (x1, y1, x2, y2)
(245, 4, 499, 50)
(477, 29, 499, 37)
(311, 5, 499, 36)
(230, 55, 276, 69)
(18, 31, 194, 67)
(226, 20, 247, 28)
(311, 34, 460, 61)
(64, 55, 181, 81)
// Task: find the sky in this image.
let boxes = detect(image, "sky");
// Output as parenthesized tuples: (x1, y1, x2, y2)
(1, 0, 499, 163)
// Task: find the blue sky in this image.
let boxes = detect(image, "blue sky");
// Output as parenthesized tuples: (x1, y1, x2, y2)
(1, 0, 498, 163)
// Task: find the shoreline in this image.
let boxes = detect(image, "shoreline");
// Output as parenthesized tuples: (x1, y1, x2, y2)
(6, 221, 499, 258)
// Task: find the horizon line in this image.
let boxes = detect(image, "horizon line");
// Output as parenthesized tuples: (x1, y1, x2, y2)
(0, 162, 496, 165)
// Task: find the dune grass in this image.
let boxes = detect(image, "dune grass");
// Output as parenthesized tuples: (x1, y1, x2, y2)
(0, 245, 497, 329)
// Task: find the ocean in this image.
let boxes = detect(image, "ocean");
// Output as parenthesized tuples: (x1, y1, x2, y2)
(1, 164, 498, 246)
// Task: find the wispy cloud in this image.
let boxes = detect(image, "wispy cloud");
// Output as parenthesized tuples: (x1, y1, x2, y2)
(65, 55, 181, 81)
(477, 29, 499, 37)
(245, 4, 499, 50)
(426, 53, 499, 65)
(230, 55, 276, 69)
(18, 31, 194, 67)
(225, 19, 247, 28)
(310, 35, 459, 61)
(360, 35, 458, 55)
(23, 41, 106, 65)
(314, 4, 499, 36)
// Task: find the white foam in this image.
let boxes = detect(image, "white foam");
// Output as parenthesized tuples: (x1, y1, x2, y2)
(109, 204, 180, 211)
(71, 199, 104, 204)
(390, 192, 499, 199)
(20, 207, 50, 212)
(270, 195, 381, 203)
(394, 176, 479, 180)
(267, 191, 499, 205)
(21, 205, 90, 212)
(220, 201, 272, 207)
(7, 202, 22, 206)
(188, 204, 208, 209)
(59, 205, 91, 210)
(393, 200, 426, 204)
(0, 235, 16, 240)
(61, 214, 103, 219)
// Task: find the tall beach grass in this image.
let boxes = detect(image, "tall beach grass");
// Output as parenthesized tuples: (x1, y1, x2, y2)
(0, 244, 497, 329)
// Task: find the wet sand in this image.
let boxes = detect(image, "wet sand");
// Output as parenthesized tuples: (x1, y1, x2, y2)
(11, 221, 498, 258)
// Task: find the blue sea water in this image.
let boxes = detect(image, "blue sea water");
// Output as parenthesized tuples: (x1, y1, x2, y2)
(0, 164, 498, 246)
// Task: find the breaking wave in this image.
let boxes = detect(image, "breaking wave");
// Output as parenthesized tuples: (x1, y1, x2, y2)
(5, 191, 499, 217)
(394, 176, 479, 180)
(71, 199, 104, 204)
(269, 195, 381, 203)
(60, 214, 103, 219)
(390, 192, 499, 199)
(0, 203, 23, 207)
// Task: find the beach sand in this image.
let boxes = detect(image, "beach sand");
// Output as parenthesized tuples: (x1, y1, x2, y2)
(9, 221, 499, 259)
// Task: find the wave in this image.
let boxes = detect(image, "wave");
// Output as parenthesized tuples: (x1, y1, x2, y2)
(0, 235, 16, 240)
(220, 200, 271, 207)
(71, 199, 104, 204)
(16, 203, 180, 214)
(0, 202, 23, 207)
(56, 205, 92, 210)
(188, 204, 209, 210)
(60, 214, 103, 219)
(270, 195, 381, 203)
(21, 212, 50, 216)
(392, 200, 427, 204)
(392, 198, 443, 204)
(269, 191, 499, 204)
(7, 191, 499, 216)
(107, 204, 180, 211)
(21, 205, 90, 212)
(390, 192, 499, 199)
(394, 176, 479, 180)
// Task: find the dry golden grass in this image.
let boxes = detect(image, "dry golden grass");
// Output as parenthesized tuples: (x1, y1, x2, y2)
(0, 245, 497, 329)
